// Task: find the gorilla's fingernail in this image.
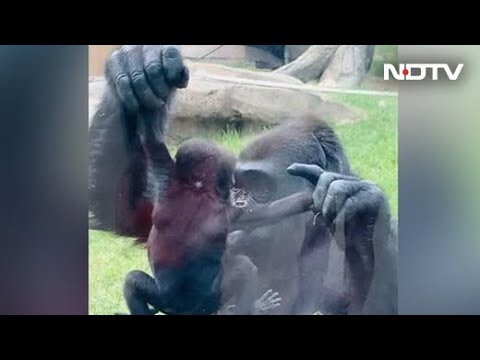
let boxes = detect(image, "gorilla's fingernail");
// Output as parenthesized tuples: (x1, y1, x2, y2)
(164, 47, 181, 59)
(286, 165, 297, 173)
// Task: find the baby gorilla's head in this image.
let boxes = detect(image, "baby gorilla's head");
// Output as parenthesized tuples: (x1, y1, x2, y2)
(175, 139, 236, 200)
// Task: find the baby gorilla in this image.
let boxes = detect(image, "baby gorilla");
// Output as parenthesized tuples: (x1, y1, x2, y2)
(123, 111, 313, 315)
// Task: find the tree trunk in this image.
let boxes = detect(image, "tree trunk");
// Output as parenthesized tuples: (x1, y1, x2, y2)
(275, 45, 340, 83)
(320, 45, 376, 88)
(275, 45, 376, 88)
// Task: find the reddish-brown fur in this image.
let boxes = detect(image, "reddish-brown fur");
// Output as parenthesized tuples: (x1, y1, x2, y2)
(148, 182, 228, 268)
(147, 148, 233, 268)
(115, 174, 154, 241)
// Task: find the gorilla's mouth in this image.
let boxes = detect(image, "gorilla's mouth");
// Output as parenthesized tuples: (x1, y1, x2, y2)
(231, 186, 275, 207)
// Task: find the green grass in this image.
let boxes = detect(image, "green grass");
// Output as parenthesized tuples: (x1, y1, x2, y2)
(369, 45, 398, 78)
(331, 94, 398, 216)
(89, 94, 398, 315)
(207, 127, 257, 155)
(89, 231, 149, 315)
(206, 126, 276, 155)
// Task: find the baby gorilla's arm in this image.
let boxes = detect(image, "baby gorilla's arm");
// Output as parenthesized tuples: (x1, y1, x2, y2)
(228, 192, 313, 232)
(137, 108, 175, 199)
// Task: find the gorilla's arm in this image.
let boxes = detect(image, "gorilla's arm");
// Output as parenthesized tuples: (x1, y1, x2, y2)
(288, 164, 398, 315)
(228, 192, 313, 232)
(89, 79, 147, 234)
(89, 45, 189, 235)
(137, 109, 175, 201)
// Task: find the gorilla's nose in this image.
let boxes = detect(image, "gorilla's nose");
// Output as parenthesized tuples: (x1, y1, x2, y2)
(235, 200, 248, 208)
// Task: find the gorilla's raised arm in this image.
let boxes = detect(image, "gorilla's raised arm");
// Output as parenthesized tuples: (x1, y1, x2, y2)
(89, 45, 189, 237)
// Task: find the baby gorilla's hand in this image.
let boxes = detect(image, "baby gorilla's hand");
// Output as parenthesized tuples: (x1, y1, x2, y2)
(254, 289, 282, 314)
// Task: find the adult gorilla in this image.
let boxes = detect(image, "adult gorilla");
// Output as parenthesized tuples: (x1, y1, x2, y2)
(89, 45, 397, 315)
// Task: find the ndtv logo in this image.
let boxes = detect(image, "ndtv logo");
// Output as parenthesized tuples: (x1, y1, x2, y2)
(384, 64, 464, 81)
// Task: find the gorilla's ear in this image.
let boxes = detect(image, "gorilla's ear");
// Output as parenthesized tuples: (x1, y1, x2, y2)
(311, 134, 328, 169)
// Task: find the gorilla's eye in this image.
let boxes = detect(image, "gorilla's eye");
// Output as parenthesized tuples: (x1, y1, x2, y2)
(251, 187, 274, 204)
(248, 174, 276, 204)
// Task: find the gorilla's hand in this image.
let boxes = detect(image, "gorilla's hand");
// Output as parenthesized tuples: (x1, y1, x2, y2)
(254, 289, 282, 314)
(287, 164, 389, 231)
(287, 164, 397, 315)
(105, 45, 189, 113)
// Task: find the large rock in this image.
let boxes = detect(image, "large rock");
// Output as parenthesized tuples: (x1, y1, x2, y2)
(89, 62, 358, 141)
(187, 62, 302, 85)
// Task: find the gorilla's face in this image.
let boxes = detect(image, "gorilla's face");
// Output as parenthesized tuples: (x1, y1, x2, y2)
(231, 166, 277, 207)
(231, 120, 331, 210)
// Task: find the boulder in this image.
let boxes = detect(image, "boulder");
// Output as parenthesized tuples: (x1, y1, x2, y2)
(187, 62, 303, 85)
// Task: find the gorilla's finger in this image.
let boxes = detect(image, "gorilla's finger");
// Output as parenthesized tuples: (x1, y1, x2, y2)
(312, 173, 339, 212)
(126, 46, 160, 109)
(266, 292, 280, 302)
(105, 48, 128, 84)
(287, 164, 324, 185)
(144, 45, 170, 100)
(161, 45, 187, 88)
(330, 204, 347, 247)
(116, 76, 139, 113)
(258, 289, 273, 302)
(342, 185, 387, 227)
(177, 66, 190, 89)
(106, 51, 139, 113)
(322, 180, 356, 225)
(313, 173, 360, 213)
(268, 297, 282, 305)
